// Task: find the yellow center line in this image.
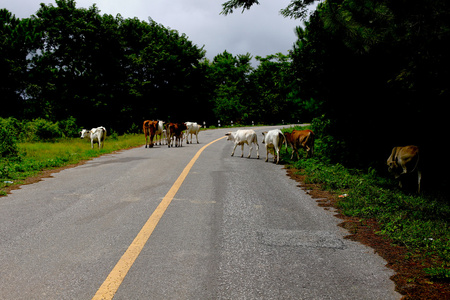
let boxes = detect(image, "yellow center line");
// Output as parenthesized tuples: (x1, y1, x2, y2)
(92, 136, 226, 300)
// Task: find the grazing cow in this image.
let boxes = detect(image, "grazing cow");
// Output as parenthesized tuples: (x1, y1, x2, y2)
(143, 120, 159, 148)
(225, 129, 260, 159)
(154, 120, 166, 145)
(262, 129, 285, 164)
(387, 145, 421, 193)
(80, 126, 107, 149)
(284, 129, 315, 160)
(166, 122, 187, 147)
(185, 122, 201, 144)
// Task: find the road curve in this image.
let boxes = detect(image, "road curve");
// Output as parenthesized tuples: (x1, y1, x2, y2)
(0, 126, 400, 299)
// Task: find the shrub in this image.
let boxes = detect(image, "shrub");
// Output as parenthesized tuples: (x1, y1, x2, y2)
(0, 125, 19, 158)
(29, 118, 63, 141)
(58, 116, 80, 138)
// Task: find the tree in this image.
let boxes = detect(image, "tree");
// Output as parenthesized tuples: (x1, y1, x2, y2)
(221, 0, 318, 20)
(5, 0, 207, 133)
(0, 9, 40, 118)
(206, 51, 253, 124)
(250, 53, 294, 124)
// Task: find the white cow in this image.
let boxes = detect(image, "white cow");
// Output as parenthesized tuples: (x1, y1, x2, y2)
(225, 129, 260, 159)
(154, 120, 166, 145)
(262, 129, 285, 164)
(80, 126, 107, 149)
(185, 121, 201, 144)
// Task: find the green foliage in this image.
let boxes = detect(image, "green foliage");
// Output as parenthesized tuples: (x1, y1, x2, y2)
(27, 118, 63, 141)
(57, 116, 79, 138)
(281, 132, 450, 279)
(290, 0, 450, 186)
(3, 1, 207, 133)
(424, 267, 450, 281)
(0, 124, 19, 158)
(205, 51, 253, 124)
(221, 0, 317, 20)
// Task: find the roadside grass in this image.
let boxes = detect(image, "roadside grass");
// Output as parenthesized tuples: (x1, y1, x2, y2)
(280, 126, 450, 282)
(0, 134, 144, 196)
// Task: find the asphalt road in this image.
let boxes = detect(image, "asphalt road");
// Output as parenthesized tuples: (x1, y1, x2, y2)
(0, 126, 400, 300)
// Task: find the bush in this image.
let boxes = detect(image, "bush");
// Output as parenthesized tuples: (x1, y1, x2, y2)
(0, 125, 19, 158)
(58, 116, 80, 138)
(28, 118, 63, 141)
(0, 117, 21, 138)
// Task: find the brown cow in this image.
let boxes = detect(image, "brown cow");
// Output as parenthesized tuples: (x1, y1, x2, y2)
(284, 130, 315, 160)
(166, 122, 187, 148)
(143, 120, 159, 148)
(387, 145, 421, 193)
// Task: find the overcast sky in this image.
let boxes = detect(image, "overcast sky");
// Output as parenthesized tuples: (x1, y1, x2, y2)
(2, 0, 311, 65)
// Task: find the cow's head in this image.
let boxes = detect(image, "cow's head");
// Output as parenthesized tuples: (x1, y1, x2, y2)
(225, 132, 233, 141)
(261, 131, 268, 144)
(80, 129, 89, 139)
(387, 159, 401, 178)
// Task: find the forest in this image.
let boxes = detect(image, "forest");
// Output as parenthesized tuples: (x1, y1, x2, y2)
(1, 0, 450, 187)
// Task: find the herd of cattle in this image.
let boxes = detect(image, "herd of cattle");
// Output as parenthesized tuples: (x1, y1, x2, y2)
(79, 122, 421, 193)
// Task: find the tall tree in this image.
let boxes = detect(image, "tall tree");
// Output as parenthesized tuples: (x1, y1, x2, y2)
(206, 51, 253, 124)
(0, 9, 40, 117)
(250, 53, 294, 124)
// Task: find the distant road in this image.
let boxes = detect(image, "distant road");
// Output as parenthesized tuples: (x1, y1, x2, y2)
(0, 126, 400, 299)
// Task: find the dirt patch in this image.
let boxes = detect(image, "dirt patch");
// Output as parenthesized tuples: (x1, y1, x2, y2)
(286, 167, 450, 300)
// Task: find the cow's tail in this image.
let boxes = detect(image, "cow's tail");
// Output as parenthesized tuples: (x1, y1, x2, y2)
(279, 132, 287, 150)
(410, 149, 420, 174)
(101, 127, 107, 142)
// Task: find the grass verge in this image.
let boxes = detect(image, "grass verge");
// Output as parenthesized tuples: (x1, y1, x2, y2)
(0, 134, 144, 196)
(280, 127, 450, 298)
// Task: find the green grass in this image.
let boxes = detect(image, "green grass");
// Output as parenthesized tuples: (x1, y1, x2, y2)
(280, 126, 450, 281)
(0, 134, 144, 195)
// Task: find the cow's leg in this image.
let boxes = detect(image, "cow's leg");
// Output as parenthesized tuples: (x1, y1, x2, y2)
(196, 132, 199, 144)
(149, 134, 154, 148)
(91, 140, 94, 149)
(417, 170, 422, 193)
(265, 145, 269, 162)
(231, 143, 237, 156)
(255, 142, 259, 159)
(242, 144, 246, 158)
(275, 148, 280, 164)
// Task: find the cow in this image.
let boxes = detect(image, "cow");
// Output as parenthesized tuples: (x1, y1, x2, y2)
(262, 129, 285, 164)
(284, 129, 315, 160)
(387, 145, 421, 193)
(154, 120, 166, 145)
(166, 122, 187, 148)
(225, 129, 260, 159)
(143, 120, 159, 148)
(185, 122, 201, 144)
(80, 126, 107, 149)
